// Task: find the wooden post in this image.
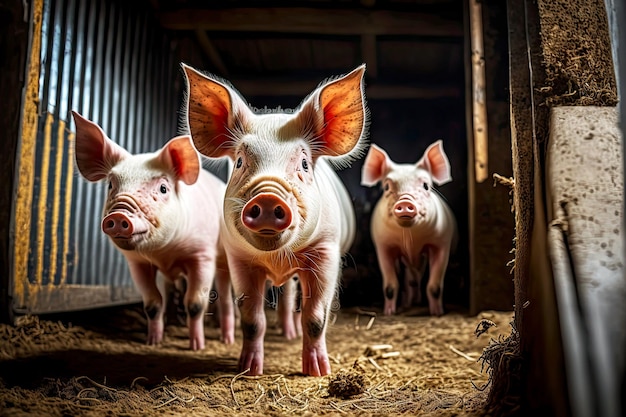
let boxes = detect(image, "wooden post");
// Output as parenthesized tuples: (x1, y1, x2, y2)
(469, 0, 488, 183)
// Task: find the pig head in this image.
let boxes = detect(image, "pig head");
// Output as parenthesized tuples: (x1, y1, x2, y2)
(361, 141, 457, 316)
(72, 111, 235, 351)
(182, 64, 369, 376)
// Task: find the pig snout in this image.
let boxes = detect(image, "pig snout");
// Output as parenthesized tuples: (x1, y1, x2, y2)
(393, 199, 417, 219)
(242, 193, 293, 234)
(102, 212, 134, 237)
(393, 196, 425, 226)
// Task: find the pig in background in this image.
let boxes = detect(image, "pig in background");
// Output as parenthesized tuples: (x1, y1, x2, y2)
(72, 111, 235, 350)
(361, 140, 457, 316)
(182, 63, 369, 376)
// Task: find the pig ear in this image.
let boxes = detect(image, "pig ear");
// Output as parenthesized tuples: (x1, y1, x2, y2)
(182, 63, 253, 160)
(71, 110, 130, 182)
(291, 64, 369, 167)
(416, 140, 452, 185)
(361, 144, 391, 187)
(157, 135, 201, 185)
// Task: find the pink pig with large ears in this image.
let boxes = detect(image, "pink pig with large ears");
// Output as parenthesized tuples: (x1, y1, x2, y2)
(361, 140, 457, 316)
(72, 110, 235, 351)
(182, 64, 368, 376)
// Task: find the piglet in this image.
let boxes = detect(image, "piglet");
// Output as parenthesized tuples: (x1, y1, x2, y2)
(182, 64, 368, 376)
(72, 111, 235, 350)
(361, 141, 456, 316)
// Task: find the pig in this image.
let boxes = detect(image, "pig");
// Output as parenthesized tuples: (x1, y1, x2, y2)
(71, 111, 235, 350)
(181, 64, 369, 376)
(361, 141, 456, 316)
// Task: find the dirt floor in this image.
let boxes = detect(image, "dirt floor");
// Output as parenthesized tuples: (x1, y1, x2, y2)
(0, 304, 515, 416)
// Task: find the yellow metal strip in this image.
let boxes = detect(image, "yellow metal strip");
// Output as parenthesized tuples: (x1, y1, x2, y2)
(36, 113, 53, 286)
(61, 131, 75, 285)
(13, 0, 44, 306)
(48, 119, 66, 286)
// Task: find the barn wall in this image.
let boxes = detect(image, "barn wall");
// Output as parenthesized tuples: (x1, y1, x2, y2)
(9, 0, 198, 316)
(506, 0, 623, 415)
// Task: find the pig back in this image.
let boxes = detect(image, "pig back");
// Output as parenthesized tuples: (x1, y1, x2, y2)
(315, 158, 356, 254)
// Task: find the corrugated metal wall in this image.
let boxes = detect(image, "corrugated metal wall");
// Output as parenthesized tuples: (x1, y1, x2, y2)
(13, 0, 183, 313)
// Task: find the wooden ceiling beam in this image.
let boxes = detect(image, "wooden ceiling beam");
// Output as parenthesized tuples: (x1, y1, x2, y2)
(159, 8, 463, 37)
(361, 34, 378, 79)
(227, 79, 461, 100)
(194, 30, 230, 77)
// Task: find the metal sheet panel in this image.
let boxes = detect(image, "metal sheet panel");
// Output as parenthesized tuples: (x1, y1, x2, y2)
(13, 0, 182, 314)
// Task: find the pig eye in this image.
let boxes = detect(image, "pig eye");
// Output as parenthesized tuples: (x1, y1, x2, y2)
(236, 157, 243, 169)
(301, 158, 309, 172)
(108, 181, 112, 190)
(160, 184, 167, 194)
(384, 183, 390, 192)
(423, 183, 430, 191)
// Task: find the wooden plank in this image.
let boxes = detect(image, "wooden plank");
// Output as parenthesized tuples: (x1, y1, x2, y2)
(548, 106, 624, 417)
(159, 8, 463, 37)
(194, 29, 230, 76)
(469, 0, 488, 183)
(361, 34, 378, 79)
(0, 0, 30, 323)
(229, 79, 461, 99)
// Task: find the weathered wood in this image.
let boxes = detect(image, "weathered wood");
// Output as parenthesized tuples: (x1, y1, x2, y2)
(548, 106, 624, 417)
(469, 0, 488, 183)
(159, 8, 463, 37)
(467, 0, 515, 315)
(506, 0, 569, 415)
(0, 0, 29, 323)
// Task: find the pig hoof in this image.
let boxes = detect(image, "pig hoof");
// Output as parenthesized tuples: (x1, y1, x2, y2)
(189, 337, 206, 351)
(302, 349, 331, 376)
(429, 304, 444, 317)
(383, 300, 396, 316)
(221, 331, 235, 345)
(147, 323, 164, 345)
(146, 337, 162, 346)
(239, 351, 264, 376)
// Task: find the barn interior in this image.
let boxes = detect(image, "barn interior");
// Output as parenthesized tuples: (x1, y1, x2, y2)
(4, 0, 516, 317)
(153, 0, 513, 314)
(12, 0, 626, 416)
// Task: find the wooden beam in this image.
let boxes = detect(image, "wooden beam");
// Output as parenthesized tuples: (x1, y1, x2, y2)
(159, 8, 463, 37)
(227, 79, 460, 100)
(469, 0, 488, 183)
(194, 29, 230, 77)
(361, 34, 378, 79)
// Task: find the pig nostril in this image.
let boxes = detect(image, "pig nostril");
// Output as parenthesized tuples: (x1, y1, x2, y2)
(274, 206, 285, 220)
(250, 205, 261, 219)
(121, 220, 129, 229)
(106, 220, 115, 229)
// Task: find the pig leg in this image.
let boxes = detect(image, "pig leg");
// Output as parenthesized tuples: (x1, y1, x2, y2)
(129, 261, 163, 345)
(299, 257, 338, 376)
(184, 261, 216, 351)
(376, 246, 399, 315)
(278, 276, 302, 340)
(233, 269, 268, 376)
(401, 264, 420, 310)
(401, 251, 428, 309)
(426, 245, 450, 316)
(214, 254, 235, 345)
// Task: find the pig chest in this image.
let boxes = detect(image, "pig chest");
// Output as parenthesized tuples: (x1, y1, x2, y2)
(370, 201, 439, 267)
